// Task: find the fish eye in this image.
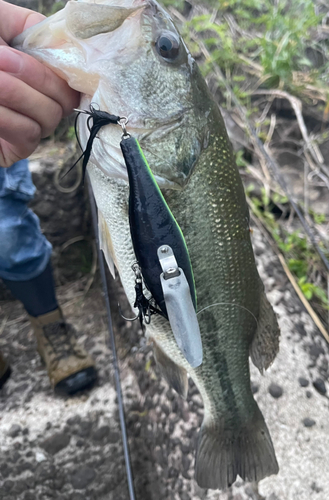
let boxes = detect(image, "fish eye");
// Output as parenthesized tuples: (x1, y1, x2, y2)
(156, 32, 180, 61)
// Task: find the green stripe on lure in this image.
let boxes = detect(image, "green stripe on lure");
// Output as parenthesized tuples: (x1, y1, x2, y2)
(120, 136, 202, 368)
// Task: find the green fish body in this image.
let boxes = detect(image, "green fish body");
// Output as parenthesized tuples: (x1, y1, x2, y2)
(14, 0, 280, 489)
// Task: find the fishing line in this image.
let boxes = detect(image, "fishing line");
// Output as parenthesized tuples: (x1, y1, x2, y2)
(197, 302, 258, 327)
(87, 176, 136, 500)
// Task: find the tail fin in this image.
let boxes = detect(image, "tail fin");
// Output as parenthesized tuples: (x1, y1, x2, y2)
(195, 405, 278, 490)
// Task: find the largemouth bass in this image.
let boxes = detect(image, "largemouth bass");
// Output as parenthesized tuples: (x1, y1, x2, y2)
(14, 0, 280, 489)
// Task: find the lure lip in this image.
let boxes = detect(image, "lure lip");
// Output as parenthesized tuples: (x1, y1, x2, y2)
(158, 245, 203, 368)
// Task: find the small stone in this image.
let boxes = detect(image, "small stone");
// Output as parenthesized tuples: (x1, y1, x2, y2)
(8, 424, 22, 438)
(70, 466, 96, 489)
(3, 480, 14, 492)
(35, 463, 56, 483)
(108, 431, 120, 444)
(36, 451, 47, 463)
(71, 494, 85, 500)
(298, 377, 309, 387)
(303, 418, 316, 428)
(251, 382, 259, 394)
(268, 382, 283, 399)
(66, 415, 81, 426)
(22, 427, 29, 435)
(77, 420, 92, 438)
(306, 390, 312, 399)
(92, 425, 110, 441)
(180, 493, 190, 500)
(40, 432, 70, 455)
(23, 492, 35, 500)
(309, 344, 325, 359)
(311, 481, 322, 493)
(313, 378, 327, 395)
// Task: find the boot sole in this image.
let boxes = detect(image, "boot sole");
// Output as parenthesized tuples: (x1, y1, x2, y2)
(0, 365, 11, 389)
(54, 366, 97, 396)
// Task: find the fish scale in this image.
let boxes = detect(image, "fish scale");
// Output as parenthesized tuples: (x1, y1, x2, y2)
(14, 0, 280, 489)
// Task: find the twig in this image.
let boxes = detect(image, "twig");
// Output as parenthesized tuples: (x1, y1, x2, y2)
(249, 207, 329, 342)
(251, 89, 328, 176)
(265, 113, 276, 147)
(276, 252, 329, 342)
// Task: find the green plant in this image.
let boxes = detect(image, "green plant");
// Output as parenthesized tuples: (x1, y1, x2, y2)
(248, 191, 329, 314)
(185, 0, 326, 100)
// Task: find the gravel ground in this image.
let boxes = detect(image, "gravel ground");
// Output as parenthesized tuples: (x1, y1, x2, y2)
(0, 151, 329, 499)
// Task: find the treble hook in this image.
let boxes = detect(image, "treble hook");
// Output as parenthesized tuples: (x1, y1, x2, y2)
(118, 302, 139, 322)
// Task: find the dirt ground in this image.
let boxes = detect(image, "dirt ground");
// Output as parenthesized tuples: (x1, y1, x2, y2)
(0, 140, 329, 500)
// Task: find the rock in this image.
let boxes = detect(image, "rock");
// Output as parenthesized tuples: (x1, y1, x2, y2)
(36, 451, 47, 463)
(180, 493, 190, 500)
(71, 493, 85, 500)
(306, 390, 312, 399)
(7, 424, 22, 438)
(23, 492, 35, 500)
(66, 415, 82, 426)
(77, 420, 92, 438)
(268, 382, 283, 399)
(303, 418, 316, 428)
(35, 463, 56, 483)
(108, 431, 120, 444)
(8, 450, 20, 463)
(3, 479, 14, 492)
(311, 481, 322, 493)
(70, 466, 96, 489)
(298, 377, 309, 387)
(309, 344, 325, 359)
(40, 432, 70, 455)
(251, 382, 259, 394)
(313, 378, 327, 395)
(92, 425, 110, 441)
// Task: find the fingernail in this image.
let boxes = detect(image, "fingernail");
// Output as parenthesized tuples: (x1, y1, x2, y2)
(0, 47, 23, 74)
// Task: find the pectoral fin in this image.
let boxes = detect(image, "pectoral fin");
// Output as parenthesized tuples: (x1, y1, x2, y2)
(98, 209, 117, 279)
(250, 286, 280, 373)
(152, 340, 188, 398)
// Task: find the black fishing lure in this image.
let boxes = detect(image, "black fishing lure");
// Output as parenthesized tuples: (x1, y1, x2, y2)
(120, 136, 196, 318)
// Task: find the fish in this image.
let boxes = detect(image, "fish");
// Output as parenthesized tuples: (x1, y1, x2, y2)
(13, 0, 280, 489)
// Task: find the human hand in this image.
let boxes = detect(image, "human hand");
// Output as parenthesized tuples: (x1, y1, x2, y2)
(0, 0, 80, 167)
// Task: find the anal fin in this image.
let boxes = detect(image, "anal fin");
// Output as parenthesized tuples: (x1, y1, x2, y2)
(250, 285, 280, 373)
(98, 209, 117, 279)
(152, 340, 188, 398)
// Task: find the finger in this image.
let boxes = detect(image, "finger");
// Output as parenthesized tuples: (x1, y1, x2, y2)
(0, 70, 64, 138)
(0, 105, 41, 167)
(0, 1, 44, 44)
(0, 46, 80, 117)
